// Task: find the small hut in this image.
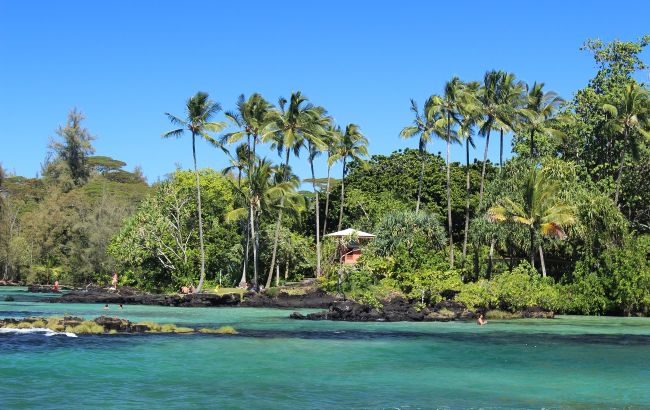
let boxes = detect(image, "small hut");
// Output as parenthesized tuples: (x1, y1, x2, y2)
(324, 228, 375, 264)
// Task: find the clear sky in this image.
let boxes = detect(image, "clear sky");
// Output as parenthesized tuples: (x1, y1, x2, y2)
(1, 0, 649, 183)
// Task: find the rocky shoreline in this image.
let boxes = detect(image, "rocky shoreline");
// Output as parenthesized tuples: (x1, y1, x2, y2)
(23, 284, 554, 321)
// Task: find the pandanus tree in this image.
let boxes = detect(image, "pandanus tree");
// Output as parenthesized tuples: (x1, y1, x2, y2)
(162, 92, 227, 292)
(600, 82, 650, 205)
(224, 94, 277, 287)
(488, 167, 575, 277)
(330, 124, 368, 231)
(266, 92, 327, 285)
(522, 82, 565, 159)
(400, 97, 440, 213)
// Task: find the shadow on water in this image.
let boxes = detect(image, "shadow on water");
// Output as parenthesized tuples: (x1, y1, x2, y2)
(3, 327, 650, 353)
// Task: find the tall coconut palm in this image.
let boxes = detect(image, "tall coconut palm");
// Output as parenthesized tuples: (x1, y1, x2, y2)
(495, 73, 526, 170)
(457, 81, 481, 266)
(400, 97, 440, 213)
(321, 124, 342, 237)
(226, 159, 301, 285)
(438, 77, 468, 268)
(266, 92, 326, 286)
(224, 94, 277, 287)
(162, 92, 227, 292)
(488, 167, 575, 277)
(600, 82, 650, 205)
(330, 124, 368, 231)
(477, 70, 509, 210)
(523, 82, 565, 159)
(222, 143, 252, 286)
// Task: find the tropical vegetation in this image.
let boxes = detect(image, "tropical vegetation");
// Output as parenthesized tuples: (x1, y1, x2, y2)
(1, 36, 649, 316)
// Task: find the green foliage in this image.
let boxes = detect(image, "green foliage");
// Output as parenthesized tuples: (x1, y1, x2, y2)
(109, 169, 238, 291)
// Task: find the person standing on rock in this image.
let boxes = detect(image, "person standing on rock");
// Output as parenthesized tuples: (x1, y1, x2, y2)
(111, 272, 118, 290)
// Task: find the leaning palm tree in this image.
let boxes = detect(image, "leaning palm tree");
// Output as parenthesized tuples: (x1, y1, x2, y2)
(600, 82, 650, 205)
(330, 124, 368, 231)
(266, 92, 327, 285)
(488, 167, 575, 277)
(224, 94, 277, 287)
(322, 125, 342, 237)
(399, 97, 440, 213)
(223, 143, 252, 286)
(522, 82, 565, 159)
(163, 92, 227, 292)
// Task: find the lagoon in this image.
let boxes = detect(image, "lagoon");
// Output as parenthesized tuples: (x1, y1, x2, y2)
(1, 287, 649, 409)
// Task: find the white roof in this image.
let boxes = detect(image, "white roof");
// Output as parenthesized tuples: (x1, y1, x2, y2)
(324, 228, 375, 238)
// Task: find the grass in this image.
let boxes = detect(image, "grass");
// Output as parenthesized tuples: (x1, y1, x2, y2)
(212, 287, 247, 298)
(65, 321, 105, 334)
(198, 326, 238, 335)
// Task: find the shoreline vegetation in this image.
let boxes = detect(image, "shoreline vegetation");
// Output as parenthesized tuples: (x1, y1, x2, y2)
(1, 37, 650, 319)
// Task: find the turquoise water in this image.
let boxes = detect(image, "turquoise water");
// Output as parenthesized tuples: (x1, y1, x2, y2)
(1, 287, 650, 409)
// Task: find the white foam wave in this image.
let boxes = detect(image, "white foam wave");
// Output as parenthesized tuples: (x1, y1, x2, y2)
(0, 327, 77, 338)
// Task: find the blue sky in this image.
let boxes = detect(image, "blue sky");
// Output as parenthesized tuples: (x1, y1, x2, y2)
(1, 0, 649, 183)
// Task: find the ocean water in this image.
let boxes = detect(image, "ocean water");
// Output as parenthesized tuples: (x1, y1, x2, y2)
(1, 287, 649, 409)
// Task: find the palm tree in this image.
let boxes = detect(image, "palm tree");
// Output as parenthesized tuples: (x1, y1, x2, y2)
(330, 124, 368, 231)
(266, 92, 326, 286)
(495, 73, 525, 170)
(226, 159, 302, 286)
(222, 143, 252, 286)
(162, 92, 227, 292)
(488, 167, 575, 277)
(600, 82, 650, 205)
(457, 81, 481, 266)
(438, 77, 467, 268)
(477, 70, 509, 210)
(523, 82, 565, 159)
(400, 97, 440, 213)
(321, 124, 342, 237)
(224, 94, 277, 287)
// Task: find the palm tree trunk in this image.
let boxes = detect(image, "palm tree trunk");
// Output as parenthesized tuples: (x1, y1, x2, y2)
(238, 168, 249, 287)
(529, 227, 535, 269)
(538, 245, 547, 278)
(267, 148, 291, 289)
(487, 239, 495, 279)
(614, 131, 628, 206)
(239, 207, 250, 287)
(250, 136, 259, 287)
(309, 151, 322, 276)
(462, 140, 471, 267)
(478, 128, 491, 211)
(191, 133, 207, 293)
(322, 159, 332, 238)
(321, 160, 332, 238)
(499, 130, 503, 174)
(416, 149, 425, 213)
(337, 157, 347, 231)
(499, 129, 504, 171)
(530, 129, 535, 158)
(446, 122, 454, 269)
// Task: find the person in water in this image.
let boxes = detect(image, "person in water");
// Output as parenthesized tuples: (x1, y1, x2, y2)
(477, 313, 488, 325)
(103, 304, 109, 310)
(119, 304, 123, 309)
